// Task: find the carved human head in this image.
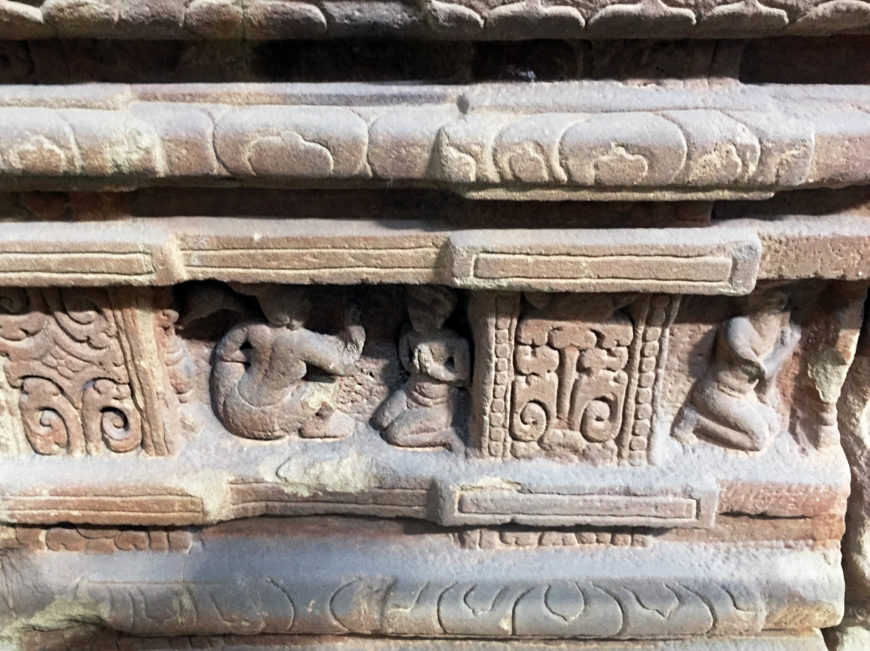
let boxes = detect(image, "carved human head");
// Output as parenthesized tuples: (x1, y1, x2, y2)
(256, 286, 311, 329)
(742, 288, 790, 314)
(406, 285, 457, 333)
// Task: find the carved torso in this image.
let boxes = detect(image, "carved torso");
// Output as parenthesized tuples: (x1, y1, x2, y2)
(399, 326, 470, 407)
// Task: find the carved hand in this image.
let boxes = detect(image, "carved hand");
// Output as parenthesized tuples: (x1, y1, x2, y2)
(415, 346, 437, 378)
(417, 341, 471, 385)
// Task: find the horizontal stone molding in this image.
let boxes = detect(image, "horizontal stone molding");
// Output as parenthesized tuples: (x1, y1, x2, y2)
(0, 425, 848, 527)
(0, 221, 768, 294)
(13, 633, 834, 650)
(0, 83, 866, 198)
(0, 213, 868, 292)
(439, 486, 718, 528)
(449, 228, 761, 295)
(1, 493, 205, 526)
(0, 0, 868, 40)
(1, 523, 843, 638)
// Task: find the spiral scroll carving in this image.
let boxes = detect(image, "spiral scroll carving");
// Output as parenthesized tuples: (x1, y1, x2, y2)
(82, 379, 142, 453)
(19, 377, 83, 455)
(507, 294, 636, 461)
(577, 394, 622, 443)
(0, 288, 146, 456)
(511, 400, 549, 442)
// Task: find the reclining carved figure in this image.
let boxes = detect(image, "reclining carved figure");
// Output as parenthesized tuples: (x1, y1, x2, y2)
(674, 289, 801, 452)
(210, 285, 365, 440)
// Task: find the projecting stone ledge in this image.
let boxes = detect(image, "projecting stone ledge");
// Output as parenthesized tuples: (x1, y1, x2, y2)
(0, 83, 867, 200)
(13, 632, 834, 650)
(0, 218, 765, 294)
(0, 518, 844, 641)
(0, 0, 869, 39)
(0, 210, 869, 294)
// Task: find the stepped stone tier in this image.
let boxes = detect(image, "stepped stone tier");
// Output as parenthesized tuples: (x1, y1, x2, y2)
(1, 0, 870, 38)
(0, 83, 868, 200)
(0, 3, 869, 651)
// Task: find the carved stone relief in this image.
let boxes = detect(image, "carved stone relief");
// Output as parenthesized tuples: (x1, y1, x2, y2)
(0, 278, 858, 648)
(471, 291, 678, 463)
(186, 283, 473, 446)
(673, 288, 801, 452)
(373, 286, 470, 451)
(0, 287, 170, 456)
(0, 83, 864, 201)
(0, 279, 848, 534)
(153, 304, 195, 404)
(1, 0, 869, 645)
(0, 516, 841, 642)
(1, 0, 869, 39)
(209, 285, 366, 441)
(660, 281, 867, 464)
(186, 284, 688, 462)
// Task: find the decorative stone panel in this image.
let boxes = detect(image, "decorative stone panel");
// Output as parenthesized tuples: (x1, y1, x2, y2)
(0, 4, 868, 650)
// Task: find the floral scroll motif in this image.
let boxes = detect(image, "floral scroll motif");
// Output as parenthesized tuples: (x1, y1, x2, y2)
(474, 292, 678, 463)
(510, 294, 634, 461)
(0, 288, 145, 456)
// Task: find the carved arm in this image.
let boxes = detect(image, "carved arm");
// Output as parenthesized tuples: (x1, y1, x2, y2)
(723, 318, 766, 379)
(214, 322, 255, 363)
(295, 307, 365, 376)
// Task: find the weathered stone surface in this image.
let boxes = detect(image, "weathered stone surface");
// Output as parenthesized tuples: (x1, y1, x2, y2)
(0, 191, 864, 645)
(0, 83, 863, 199)
(0, 279, 855, 544)
(7, 632, 836, 649)
(0, 206, 869, 290)
(831, 299, 870, 650)
(0, 0, 869, 39)
(0, 517, 844, 640)
(1, 0, 868, 647)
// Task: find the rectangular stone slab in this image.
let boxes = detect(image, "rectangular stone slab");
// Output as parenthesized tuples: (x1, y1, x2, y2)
(0, 201, 869, 288)
(449, 228, 760, 294)
(0, 211, 868, 291)
(0, 218, 764, 294)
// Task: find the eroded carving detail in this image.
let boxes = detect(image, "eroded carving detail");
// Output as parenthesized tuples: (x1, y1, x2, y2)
(624, 294, 681, 465)
(69, 573, 768, 639)
(456, 527, 650, 550)
(373, 286, 470, 451)
(511, 294, 634, 461)
(210, 285, 366, 440)
(674, 289, 801, 452)
(470, 291, 520, 458)
(0, 288, 163, 455)
(12, 525, 193, 553)
(154, 307, 195, 404)
(0, 86, 865, 198)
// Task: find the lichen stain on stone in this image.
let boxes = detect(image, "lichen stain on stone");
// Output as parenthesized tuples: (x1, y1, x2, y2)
(169, 468, 233, 518)
(276, 451, 381, 497)
(0, 595, 104, 641)
(461, 476, 523, 493)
